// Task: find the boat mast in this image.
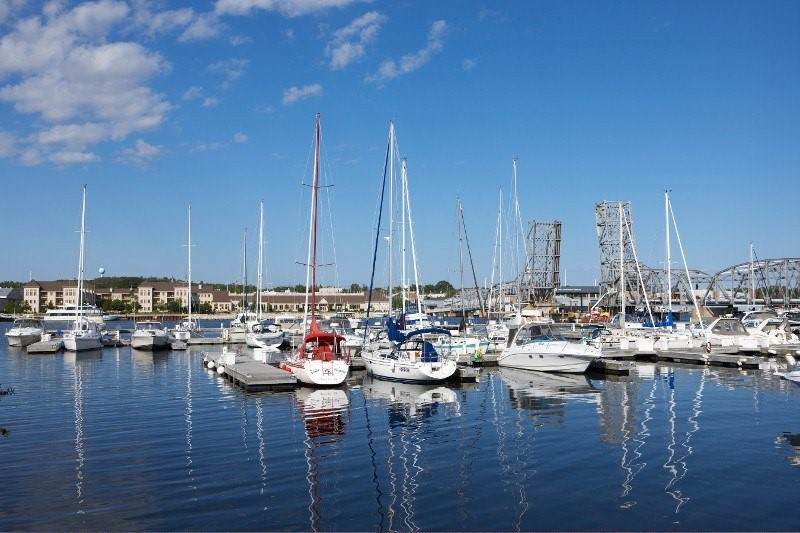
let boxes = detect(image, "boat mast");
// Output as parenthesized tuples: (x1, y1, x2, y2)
(257, 200, 264, 321)
(512, 159, 526, 312)
(310, 113, 321, 327)
(242, 228, 248, 318)
(387, 121, 394, 317)
(76, 184, 87, 321)
(403, 159, 424, 315)
(618, 203, 626, 330)
(187, 203, 192, 324)
(665, 190, 672, 326)
(749, 242, 755, 306)
(457, 197, 465, 325)
(401, 157, 407, 316)
(499, 190, 503, 316)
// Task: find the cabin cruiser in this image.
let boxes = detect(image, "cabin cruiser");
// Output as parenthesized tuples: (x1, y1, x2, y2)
(745, 317, 799, 347)
(172, 317, 203, 341)
(130, 320, 170, 350)
(498, 322, 602, 373)
(5, 317, 43, 347)
(245, 322, 285, 349)
(703, 317, 768, 352)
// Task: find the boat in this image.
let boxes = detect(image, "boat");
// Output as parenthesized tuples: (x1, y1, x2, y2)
(361, 318, 458, 383)
(280, 114, 350, 386)
(43, 304, 105, 323)
(130, 320, 170, 350)
(173, 203, 203, 341)
(246, 201, 286, 349)
(703, 316, 767, 352)
(497, 322, 601, 373)
(4, 317, 43, 347)
(62, 185, 102, 352)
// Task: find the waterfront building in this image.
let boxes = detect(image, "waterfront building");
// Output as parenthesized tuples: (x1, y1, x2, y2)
(23, 280, 96, 313)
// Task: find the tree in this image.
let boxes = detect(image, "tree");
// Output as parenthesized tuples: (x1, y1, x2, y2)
(199, 303, 213, 314)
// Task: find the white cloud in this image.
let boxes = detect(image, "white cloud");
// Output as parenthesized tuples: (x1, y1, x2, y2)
(0, 130, 15, 157)
(215, 0, 358, 18)
(463, 58, 477, 71)
(202, 97, 219, 107)
(282, 83, 323, 105)
(0, 2, 172, 165)
(366, 19, 448, 84)
(229, 35, 252, 46)
(326, 11, 386, 70)
(233, 132, 247, 143)
(117, 138, 163, 165)
(207, 58, 249, 83)
(183, 86, 204, 100)
(130, 3, 222, 42)
(49, 150, 101, 165)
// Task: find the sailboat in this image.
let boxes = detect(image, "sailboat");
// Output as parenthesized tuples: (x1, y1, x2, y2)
(246, 201, 284, 350)
(173, 203, 203, 341)
(280, 114, 350, 386)
(502, 159, 527, 330)
(360, 121, 457, 383)
(63, 185, 102, 352)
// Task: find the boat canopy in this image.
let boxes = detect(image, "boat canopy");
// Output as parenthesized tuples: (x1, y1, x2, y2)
(386, 318, 450, 343)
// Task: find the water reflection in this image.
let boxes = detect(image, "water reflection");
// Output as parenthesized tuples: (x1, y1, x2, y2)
(360, 375, 460, 531)
(294, 387, 350, 532)
(779, 433, 800, 466)
(63, 351, 102, 517)
(499, 367, 599, 414)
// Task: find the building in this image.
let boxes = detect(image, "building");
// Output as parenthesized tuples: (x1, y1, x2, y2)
(22, 280, 97, 313)
(0, 287, 23, 313)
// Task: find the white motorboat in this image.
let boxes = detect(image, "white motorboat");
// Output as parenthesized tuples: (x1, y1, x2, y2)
(5, 317, 43, 347)
(130, 320, 170, 350)
(62, 186, 102, 353)
(703, 317, 767, 352)
(245, 323, 285, 348)
(498, 322, 601, 373)
(361, 318, 458, 383)
(279, 115, 350, 386)
(43, 304, 105, 323)
(745, 317, 799, 347)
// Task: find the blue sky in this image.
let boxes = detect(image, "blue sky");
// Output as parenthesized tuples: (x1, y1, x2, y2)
(1, 0, 798, 289)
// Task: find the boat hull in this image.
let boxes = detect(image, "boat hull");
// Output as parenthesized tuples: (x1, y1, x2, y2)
(281, 358, 349, 386)
(498, 341, 598, 373)
(245, 331, 285, 349)
(5, 331, 42, 347)
(130, 335, 170, 350)
(362, 350, 458, 383)
(63, 334, 102, 352)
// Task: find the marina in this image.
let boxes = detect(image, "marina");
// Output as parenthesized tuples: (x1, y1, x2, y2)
(1, 336, 799, 531)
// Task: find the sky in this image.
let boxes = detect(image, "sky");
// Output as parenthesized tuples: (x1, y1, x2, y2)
(1, 0, 798, 290)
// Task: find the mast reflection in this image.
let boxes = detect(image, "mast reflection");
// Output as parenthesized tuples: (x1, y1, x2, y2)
(294, 387, 350, 532)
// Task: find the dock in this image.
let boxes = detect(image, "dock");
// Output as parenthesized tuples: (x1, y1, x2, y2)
(26, 337, 64, 354)
(202, 351, 297, 391)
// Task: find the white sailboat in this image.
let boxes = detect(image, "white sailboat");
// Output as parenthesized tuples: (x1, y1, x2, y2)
(361, 121, 457, 383)
(280, 114, 350, 386)
(173, 203, 203, 341)
(63, 185, 102, 352)
(246, 200, 284, 350)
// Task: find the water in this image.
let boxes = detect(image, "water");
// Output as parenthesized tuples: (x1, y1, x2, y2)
(1, 325, 799, 531)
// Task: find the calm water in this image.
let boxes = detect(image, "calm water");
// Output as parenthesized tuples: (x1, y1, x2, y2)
(2, 320, 799, 531)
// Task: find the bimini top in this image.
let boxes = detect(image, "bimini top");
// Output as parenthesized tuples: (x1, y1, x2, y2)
(386, 318, 450, 343)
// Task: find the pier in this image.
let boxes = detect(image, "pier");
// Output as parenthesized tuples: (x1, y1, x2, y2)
(202, 351, 297, 391)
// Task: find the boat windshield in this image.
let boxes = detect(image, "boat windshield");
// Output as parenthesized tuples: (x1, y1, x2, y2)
(515, 324, 565, 345)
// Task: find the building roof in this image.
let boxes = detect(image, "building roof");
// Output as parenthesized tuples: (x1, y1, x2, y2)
(139, 281, 180, 291)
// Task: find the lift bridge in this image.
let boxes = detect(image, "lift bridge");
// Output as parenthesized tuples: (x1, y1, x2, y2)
(593, 201, 800, 311)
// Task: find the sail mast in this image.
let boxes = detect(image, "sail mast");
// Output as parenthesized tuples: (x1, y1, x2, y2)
(310, 113, 321, 325)
(77, 185, 87, 319)
(257, 200, 264, 321)
(187, 203, 192, 323)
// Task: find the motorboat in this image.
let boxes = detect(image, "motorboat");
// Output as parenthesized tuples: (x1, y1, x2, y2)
(130, 320, 170, 350)
(172, 317, 203, 341)
(361, 318, 458, 383)
(5, 317, 43, 347)
(744, 317, 799, 346)
(703, 317, 768, 352)
(497, 322, 602, 373)
(43, 304, 105, 323)
(245, 322, 285, 348)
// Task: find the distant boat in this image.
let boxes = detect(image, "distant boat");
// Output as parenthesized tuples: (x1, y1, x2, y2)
(43, 304, 106, 323)
(4, 317, 43, 347)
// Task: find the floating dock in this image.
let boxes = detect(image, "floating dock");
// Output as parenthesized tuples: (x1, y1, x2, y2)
(26, 338, 64, 354)
(202, 351, 297, 391)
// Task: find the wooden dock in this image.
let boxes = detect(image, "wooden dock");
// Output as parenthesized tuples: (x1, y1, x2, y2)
(203, 351, 297, 391)
(27, 338, 64, 354)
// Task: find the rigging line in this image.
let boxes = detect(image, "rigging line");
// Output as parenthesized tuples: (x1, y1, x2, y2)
(365, 125, 391, 330)
(320, 134, 340, 292)
(459, 199, 486, 317)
